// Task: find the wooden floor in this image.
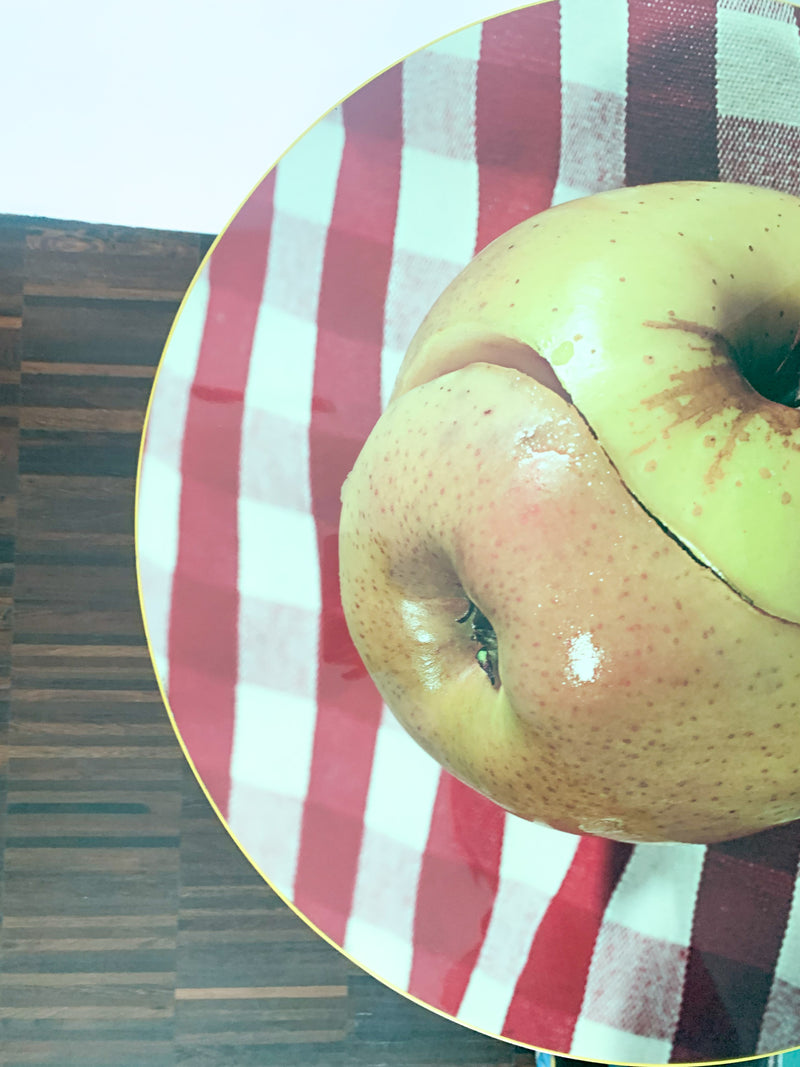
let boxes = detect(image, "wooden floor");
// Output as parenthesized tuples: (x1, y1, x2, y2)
(0, 217, 545, 1067)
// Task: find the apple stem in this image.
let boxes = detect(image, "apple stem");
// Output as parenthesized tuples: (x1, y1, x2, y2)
(457, 601, 500, 687)
(476, 648, 497, 687)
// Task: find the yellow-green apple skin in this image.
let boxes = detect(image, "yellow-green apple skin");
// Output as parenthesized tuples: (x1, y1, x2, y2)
(338, 181, 800, 844)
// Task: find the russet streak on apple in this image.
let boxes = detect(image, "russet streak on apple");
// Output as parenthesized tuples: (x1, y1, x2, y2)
(339, 181, 800, 845)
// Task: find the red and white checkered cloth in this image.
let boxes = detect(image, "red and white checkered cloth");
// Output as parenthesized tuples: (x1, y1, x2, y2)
(137, 1, 800, 1061)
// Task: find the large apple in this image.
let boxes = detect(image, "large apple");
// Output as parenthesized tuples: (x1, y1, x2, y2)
(338, 181, 800, 844)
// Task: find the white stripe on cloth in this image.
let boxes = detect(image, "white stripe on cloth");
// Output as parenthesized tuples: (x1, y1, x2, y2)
(380, 22, 482, 407)
(136, 265, 210, 694)
(572, 844, 706, 1056)
(717, 0, 800, 193)
(717, 0, 800, 128)
(266, 108, 347, 228)
(571, 1017, 673, 1065)
(346, 30, 483, 985)
(244, 111, 346, 427)
(236, 597, 320, 699)
(758, 872, 800, 1052)
(228, 108, 346, 897)
(237, 498, 321, 613)
(228, 686, 318, 900)
(589, 842, 706, 944)
(456, 818, 579, 1035)
(344, 708, 442, 991)
(551, 0, 628, 206)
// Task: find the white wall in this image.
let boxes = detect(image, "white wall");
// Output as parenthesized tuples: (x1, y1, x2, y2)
(0, 0, 515, 233)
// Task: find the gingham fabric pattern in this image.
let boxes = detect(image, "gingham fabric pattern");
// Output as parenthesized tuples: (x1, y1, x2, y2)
(137, 0, 800, 1061)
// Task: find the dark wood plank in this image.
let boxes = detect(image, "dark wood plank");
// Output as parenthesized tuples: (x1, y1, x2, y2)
(0, 225, 21, 1045)
(1, 216, 195, 1067)
(23, 222, 213, 303)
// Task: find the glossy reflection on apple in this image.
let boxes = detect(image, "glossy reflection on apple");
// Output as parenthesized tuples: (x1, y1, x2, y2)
(339, 181, 800, 845)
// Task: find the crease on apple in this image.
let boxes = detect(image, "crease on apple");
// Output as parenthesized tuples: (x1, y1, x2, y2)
(387, 182, 800, 626)
(399, 319, 800, 629)
(389, 323, 572, 406)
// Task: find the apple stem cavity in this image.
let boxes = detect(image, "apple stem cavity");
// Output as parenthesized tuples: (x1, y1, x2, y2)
(736, 322, 800, 408)
(457, 600, 500, 687)
(776, 322, 800, 407)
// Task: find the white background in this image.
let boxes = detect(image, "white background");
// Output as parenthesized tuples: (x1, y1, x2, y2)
(0, 0, 519, 234)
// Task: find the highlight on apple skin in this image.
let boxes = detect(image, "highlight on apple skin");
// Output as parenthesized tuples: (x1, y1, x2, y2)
(338, 181, 800, 845)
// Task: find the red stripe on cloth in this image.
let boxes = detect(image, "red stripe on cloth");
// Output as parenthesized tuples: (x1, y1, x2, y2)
(672, 820, 800, 1061)
(294, 68, 403, 946)
(625, 0, 719, 185)
(502, 836, 633, 1051)
(168, 172, 275, 817)
(407, 776, 505, 1016)
(475, 2, 562, 251)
